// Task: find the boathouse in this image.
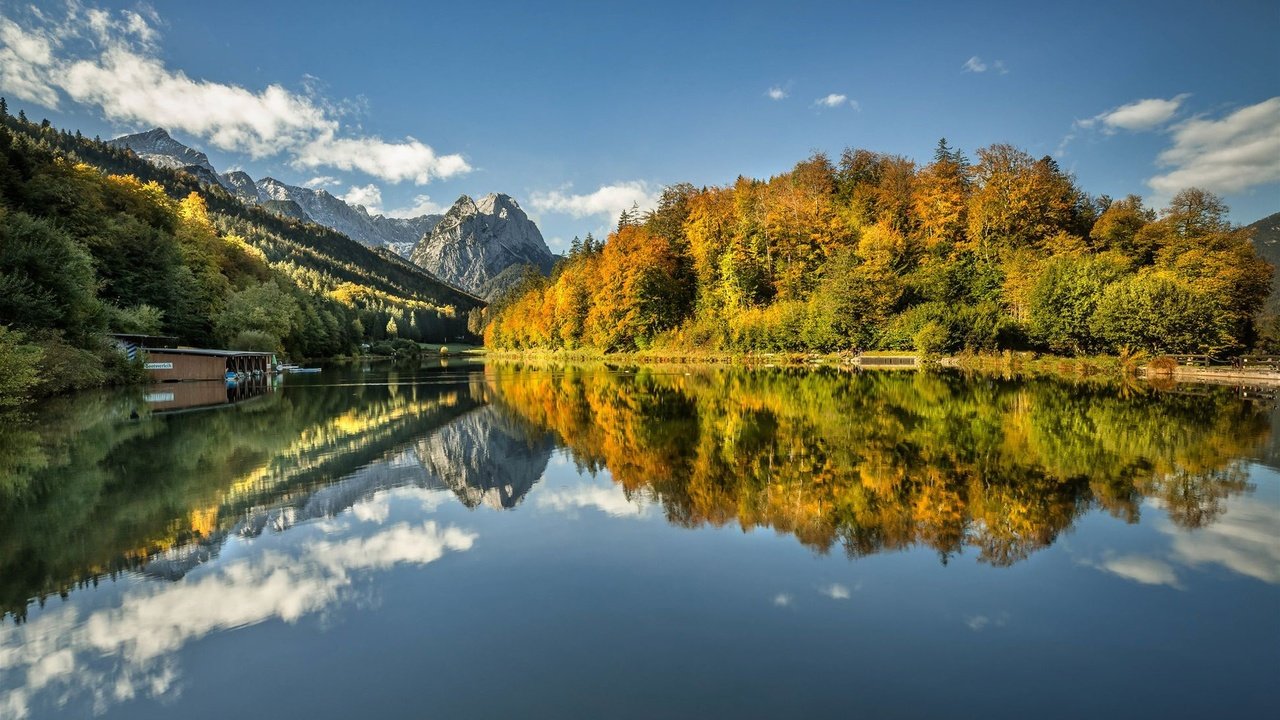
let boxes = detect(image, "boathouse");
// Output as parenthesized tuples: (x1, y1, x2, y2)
(140, 347, 276, 382)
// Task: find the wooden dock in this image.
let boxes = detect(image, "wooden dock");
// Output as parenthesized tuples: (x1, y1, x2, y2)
(856, 354, 918, 368)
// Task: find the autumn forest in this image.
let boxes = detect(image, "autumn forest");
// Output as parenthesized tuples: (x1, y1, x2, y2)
(484, 141, 1273, 357)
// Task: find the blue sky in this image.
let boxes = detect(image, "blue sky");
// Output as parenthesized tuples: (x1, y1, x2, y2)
(1, 0, 1277, 249)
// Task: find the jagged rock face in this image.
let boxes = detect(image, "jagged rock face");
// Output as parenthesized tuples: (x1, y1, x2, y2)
(108, 127, 217, 174)
(414, 404, 555, 510)
(261, 199, 310, 222)
(410, 193, 556, 297)
(220, 170, 262, 203)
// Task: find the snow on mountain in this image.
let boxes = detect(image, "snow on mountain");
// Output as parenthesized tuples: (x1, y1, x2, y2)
(255, 177, 440, 252)
(107, 128, 552, 282)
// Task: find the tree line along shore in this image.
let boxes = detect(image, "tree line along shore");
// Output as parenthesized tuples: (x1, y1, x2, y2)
(481, 141, 1273, 364)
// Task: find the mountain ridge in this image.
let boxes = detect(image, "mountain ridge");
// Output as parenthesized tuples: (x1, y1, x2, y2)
(109, 127, 555, 292)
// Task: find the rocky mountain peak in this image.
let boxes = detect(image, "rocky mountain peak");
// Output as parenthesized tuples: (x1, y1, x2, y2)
(410, 192, 556, 298)
(108, 127, 216, 175)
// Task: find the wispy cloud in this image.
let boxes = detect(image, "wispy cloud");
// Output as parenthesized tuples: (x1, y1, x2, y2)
(1148, 96, 1280, 196)
(0, 5, 469, 185)
(530, 181, 659, 220)
(766, 85, 788, 101)
(963, 56, 1007, 74)
(814, 93, 859, 110)
(772, 593, 793, 607)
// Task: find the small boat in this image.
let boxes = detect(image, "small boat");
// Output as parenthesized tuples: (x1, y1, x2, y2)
(276, 363, 299, 372)
(287, 367, 322, 374)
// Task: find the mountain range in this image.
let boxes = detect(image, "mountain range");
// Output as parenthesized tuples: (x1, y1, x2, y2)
(109, 128, 557, 298)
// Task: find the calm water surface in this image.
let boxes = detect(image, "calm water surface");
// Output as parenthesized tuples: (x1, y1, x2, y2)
(1, 362, 1277, 719)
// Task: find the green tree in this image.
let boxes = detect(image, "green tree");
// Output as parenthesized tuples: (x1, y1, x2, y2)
(0, 326, 42, 407)
(1093, 273, 1231, 354)
(1026, 254, 1126, 353)
(0, 210, 102, 343)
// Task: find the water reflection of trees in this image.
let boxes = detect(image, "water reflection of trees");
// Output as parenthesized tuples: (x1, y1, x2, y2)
(488, 365, 1266, 566)
(0, 377, 484, 621)
(0, 364, 1268, 621)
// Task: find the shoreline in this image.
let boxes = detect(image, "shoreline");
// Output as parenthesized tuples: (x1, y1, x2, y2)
(480, 349, 1280, 387)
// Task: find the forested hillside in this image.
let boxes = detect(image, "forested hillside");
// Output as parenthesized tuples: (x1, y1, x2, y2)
(485, 141, 1273, 357)
(0, 102, 482, 404)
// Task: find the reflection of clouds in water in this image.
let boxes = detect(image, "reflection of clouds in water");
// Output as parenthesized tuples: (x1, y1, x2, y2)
(1084, 486, 1279, 588)
(0, 518, 475, 719)
(536, 483, 651, 518)
(352, 495, 391, 524)
(1092, 555, 1182, 588)
(1161, 492, 1280, 584)
(965, 612, 1009, 631)
(819, 583, 851, 600)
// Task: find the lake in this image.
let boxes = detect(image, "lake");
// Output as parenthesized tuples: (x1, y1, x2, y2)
(1, 362, 1277, 719)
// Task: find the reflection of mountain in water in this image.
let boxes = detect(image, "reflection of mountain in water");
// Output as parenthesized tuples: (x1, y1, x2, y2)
(415, 404, 556, 510)
(0, 372, 498, 618)
(139, 401, 554, 583)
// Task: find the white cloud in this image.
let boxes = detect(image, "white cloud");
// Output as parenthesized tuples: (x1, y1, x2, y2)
(819, 583, 851, 600)
(0, 18, 59, 106)
(530, 181, 659, 221)
(304, 175, 340, 189)
(1147, 97, 1280, 196)
(815, 93, 859, 110)
(963, 56, 1007, 74)
(766, 86, 787, 101)
(772, 593, 793, 607)
(0, 6, 469, 185)
(1060, 93, 1191, 156)
(294, 136, 470, 185)
(1081, 94, 1190, 133)
(342, 183, 382, 210)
